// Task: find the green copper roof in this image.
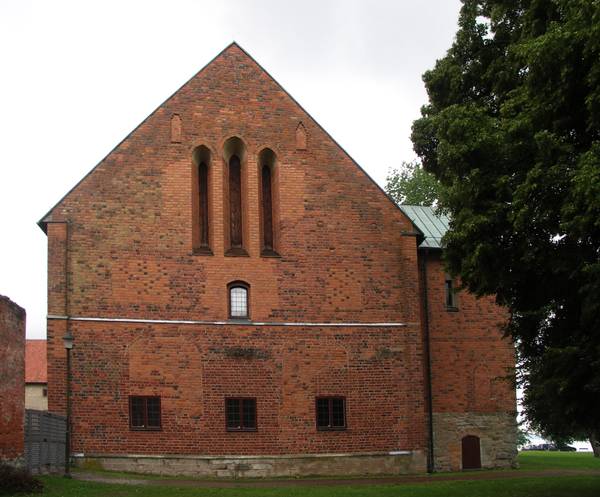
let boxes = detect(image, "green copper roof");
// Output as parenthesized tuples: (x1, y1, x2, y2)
(400, 205, 449, 249)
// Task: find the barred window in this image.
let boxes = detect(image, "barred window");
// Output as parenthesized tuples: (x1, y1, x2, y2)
(316, 397, 346, 430)
(226, 398, 256, 431)
(229, 282, 249, 319)
(129, 396, 161, 430)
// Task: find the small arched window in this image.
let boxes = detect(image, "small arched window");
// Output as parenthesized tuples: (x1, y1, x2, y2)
(228, 282, 249, 319)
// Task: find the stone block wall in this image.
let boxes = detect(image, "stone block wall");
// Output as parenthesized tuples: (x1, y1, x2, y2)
(76, 450, 426, 477)
(432, 413, 517, 471)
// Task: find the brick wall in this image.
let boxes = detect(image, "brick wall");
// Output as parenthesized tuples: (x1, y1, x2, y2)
(48, 321, 426, 457)
(41, 43, 516, 472)
(421, 252, 517, 470)
(43, 44, 426, 464)
(0, 295, 25, 465)
(43, 43, 419, 324)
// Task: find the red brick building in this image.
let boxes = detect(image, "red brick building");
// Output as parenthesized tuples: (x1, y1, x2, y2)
(39, 43, 516, 476)
(0, 295, 25, 467)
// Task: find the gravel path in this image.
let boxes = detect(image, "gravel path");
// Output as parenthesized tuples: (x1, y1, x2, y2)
(73, 469, 600, 488)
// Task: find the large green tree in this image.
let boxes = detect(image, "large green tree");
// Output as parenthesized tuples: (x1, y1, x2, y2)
(385, 160, 441, 205)
(411, 0, 600, 454)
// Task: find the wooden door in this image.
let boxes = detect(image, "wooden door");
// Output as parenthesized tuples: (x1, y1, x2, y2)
(462, 435, 481, 470)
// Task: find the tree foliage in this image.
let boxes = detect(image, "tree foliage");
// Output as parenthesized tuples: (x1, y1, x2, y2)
(385, 160, 441, 206)
(411, 0, 600, 449)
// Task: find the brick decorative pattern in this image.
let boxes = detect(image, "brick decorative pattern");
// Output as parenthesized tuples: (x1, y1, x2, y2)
(0, 295, 25, 464)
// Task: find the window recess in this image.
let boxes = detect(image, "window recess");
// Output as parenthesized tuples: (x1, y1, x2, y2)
(129, 396, 161, 430)
(316, 397, 346, 430)
(226, 398, 257, 431)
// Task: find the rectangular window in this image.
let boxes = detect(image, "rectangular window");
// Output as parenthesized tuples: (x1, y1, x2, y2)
(226, 398, 256, 431)
(129, 396, 161, 430)
(316, 397, 346, 430)
(445, 275, 458, 310)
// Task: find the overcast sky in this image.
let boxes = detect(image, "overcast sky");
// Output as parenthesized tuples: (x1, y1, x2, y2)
(0, 0, 462, 338)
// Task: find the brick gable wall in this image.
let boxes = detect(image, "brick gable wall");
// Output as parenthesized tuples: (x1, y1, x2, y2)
(42, 44, 515, 475)
(44, 44, 428, 467)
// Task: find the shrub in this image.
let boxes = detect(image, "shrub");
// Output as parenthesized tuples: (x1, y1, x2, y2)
(0, 463, 43, 495)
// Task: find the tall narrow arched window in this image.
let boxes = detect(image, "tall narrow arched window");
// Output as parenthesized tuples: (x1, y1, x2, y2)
(198, 161, 209, 248)
(192, 145, 211, 254)
(228, 281, 249, 319)
(262, 165, 273, 251)
(223, 137, 247, 256)
(258, 148, 278, 256)
(229, 154, 242, 249)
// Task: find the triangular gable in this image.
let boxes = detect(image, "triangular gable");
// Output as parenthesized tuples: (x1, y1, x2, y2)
(38, 42, 409, 233)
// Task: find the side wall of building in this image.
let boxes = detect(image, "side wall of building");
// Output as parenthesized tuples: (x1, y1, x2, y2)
(421, 252, 517, 471)
(0, 295, 25, 466)
(46, 320, 427, 476)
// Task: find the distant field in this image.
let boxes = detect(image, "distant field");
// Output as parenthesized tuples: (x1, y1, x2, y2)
(518, 451, 600, 470)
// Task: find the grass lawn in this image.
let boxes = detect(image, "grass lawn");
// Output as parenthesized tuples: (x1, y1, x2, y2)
(6, 452, 599, 497)
(518, 450, 600, 470)
(13, 475, 599, 497)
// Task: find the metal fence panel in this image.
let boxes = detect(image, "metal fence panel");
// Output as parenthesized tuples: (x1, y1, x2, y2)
(24, 410, 66, 474)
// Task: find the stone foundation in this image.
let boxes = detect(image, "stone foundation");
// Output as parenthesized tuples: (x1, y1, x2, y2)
(74, 450, 426, 478)
(432, 412, 517, 471)
(0, 456, 25, 469)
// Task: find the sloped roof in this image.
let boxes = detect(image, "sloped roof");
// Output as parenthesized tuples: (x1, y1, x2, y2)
(25, 340, 47, 383)
(400, 205, 449, 249)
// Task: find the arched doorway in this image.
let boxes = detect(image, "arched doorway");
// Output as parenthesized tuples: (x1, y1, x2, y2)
(462, 435, 481, 470)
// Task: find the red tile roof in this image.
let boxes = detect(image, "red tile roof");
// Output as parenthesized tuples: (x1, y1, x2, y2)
(25, 340, 47, 383)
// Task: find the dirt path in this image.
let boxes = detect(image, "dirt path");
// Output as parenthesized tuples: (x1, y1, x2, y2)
(73, 469, 600, 488)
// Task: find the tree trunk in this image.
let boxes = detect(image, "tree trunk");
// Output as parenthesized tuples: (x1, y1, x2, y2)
(590, 432, 600, 458)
